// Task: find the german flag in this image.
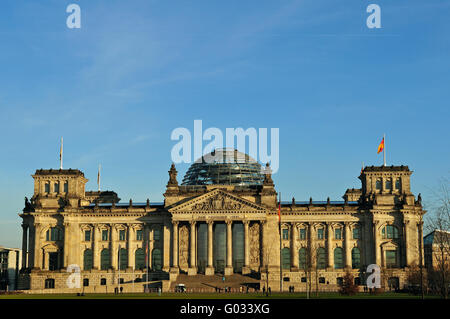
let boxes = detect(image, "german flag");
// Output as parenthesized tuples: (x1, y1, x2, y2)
(377, 137, 385, 154)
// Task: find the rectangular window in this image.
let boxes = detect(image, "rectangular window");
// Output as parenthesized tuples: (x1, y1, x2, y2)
(102, 230, 109, 241)
(282, 229, 289, 240)
(299, 228, 306, 240)
(64, 182, 68, 193)
(395, 178, 401, 190)
(119, 230, 126, 241)
(386, 179, 392, 190)
(376, 179, 382, 190)
(136, 230, 143, 241)
(353, 227, 360, 239)
(84, 230, 91, 242)
(49, 228, 61, 241)
(386, 250, 397, 268)
(153, 227, 161, 241)
(54, 182, 60, 193)
(45, 183, 50, 193)
(317, 228, 324, 240)
(335, 228, 342, 240)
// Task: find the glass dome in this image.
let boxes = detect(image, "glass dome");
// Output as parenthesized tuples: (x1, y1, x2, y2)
(181, 148, 264, 186)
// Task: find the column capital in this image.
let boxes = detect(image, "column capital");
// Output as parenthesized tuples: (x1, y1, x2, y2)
(189, 220, 196, 226)
(225, 219, 233, 225)
(243, 220, 250, 226)
(206, 219, 214, 225)
(403, 219, 410, 225)
(172, 220, 179, 227)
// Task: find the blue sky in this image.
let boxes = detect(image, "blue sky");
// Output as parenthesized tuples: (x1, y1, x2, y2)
(0, 0, 449, 248)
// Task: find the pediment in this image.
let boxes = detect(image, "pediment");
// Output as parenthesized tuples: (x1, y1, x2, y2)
(169, 189, 267, 213)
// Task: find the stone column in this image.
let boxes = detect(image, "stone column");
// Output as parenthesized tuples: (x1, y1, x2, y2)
(242, 220, 250, 274)
(291, 223, 299, 270)
(127, 226, 134, 270)
(93, 225, 100, 269)
(63, 222, 70, 268)
(418, 221, 425, 267)
(162, 222, 171, 272)
(344, 222, 352, 269)
(225, 220, 233, 275)
(403, 220, 410, 267)
(205, 221, 214, 275)
(171, 221, 179, 273)
(374, 221, 381, 266)
(149, 226, 154, 269)
(111, 225, 118, 270)
(309, 223, 316, 268)
(21, 224, 28, 269)
(33, 223, 42, 270)
(327, 222, 333, 270)
(188, 221, 197, 275)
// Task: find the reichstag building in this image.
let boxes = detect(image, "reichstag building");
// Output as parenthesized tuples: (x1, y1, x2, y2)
(18, 149, 425, 292)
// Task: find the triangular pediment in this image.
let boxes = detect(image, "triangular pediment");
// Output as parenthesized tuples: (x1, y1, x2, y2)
(169, 189, 267, 213)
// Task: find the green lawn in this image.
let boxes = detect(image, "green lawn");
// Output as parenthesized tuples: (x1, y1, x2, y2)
(0, 292, 441, 299)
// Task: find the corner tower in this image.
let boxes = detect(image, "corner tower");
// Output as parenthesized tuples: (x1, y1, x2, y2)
(31, 169, 88, 209)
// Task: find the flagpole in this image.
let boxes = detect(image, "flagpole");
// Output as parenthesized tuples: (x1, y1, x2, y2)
(98, 164, 101, 192)
(60, 137, 63, 169)
(383, 133, 386, 166)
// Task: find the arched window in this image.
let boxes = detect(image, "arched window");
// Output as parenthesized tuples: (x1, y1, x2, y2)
(334, 247, 344, 269)
(316, 247, 326, 269)
(135, 248, 145, 270)
(382, 225, 399, 239)
(351, 247, 361, 269)
(100, 249, 110, 270)
(64, 181, 68, 193)
(119, 248, 128, 270)
(44, 278, 55, 289)
(152, 248, 162, 271)
(83, 249, 93, 270)
(299, 248, 307, 270)
(54, 182, 60, 193)
(83, 278, 89, 287)
(281, 248, 291, 269)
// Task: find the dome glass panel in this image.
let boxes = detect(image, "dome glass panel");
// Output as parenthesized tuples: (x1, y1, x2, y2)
(181, 148, 264, 186)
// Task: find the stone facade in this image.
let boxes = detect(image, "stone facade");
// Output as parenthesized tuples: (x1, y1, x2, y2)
(18, 163, 425, 293)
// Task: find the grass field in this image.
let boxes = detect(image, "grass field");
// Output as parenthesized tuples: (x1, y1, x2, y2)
(0, 292, 441, 299)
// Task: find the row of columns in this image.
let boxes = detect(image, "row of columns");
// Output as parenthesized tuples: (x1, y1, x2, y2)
(285, 222, 356, 269)
(171, 220, 254, 275)
(21, 222, 163, 271)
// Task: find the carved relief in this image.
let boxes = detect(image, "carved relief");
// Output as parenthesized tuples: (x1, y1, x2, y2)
(192, 193, 242, 211)
(179, 225, 189, 271)
(249, 223, 260, 266)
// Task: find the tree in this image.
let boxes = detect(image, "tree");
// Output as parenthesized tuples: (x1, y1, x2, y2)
(339, 271, 358, 295)
(424, 177, 450, 299)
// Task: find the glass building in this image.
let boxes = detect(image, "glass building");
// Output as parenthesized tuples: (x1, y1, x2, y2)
(181, 148, 264, 186)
